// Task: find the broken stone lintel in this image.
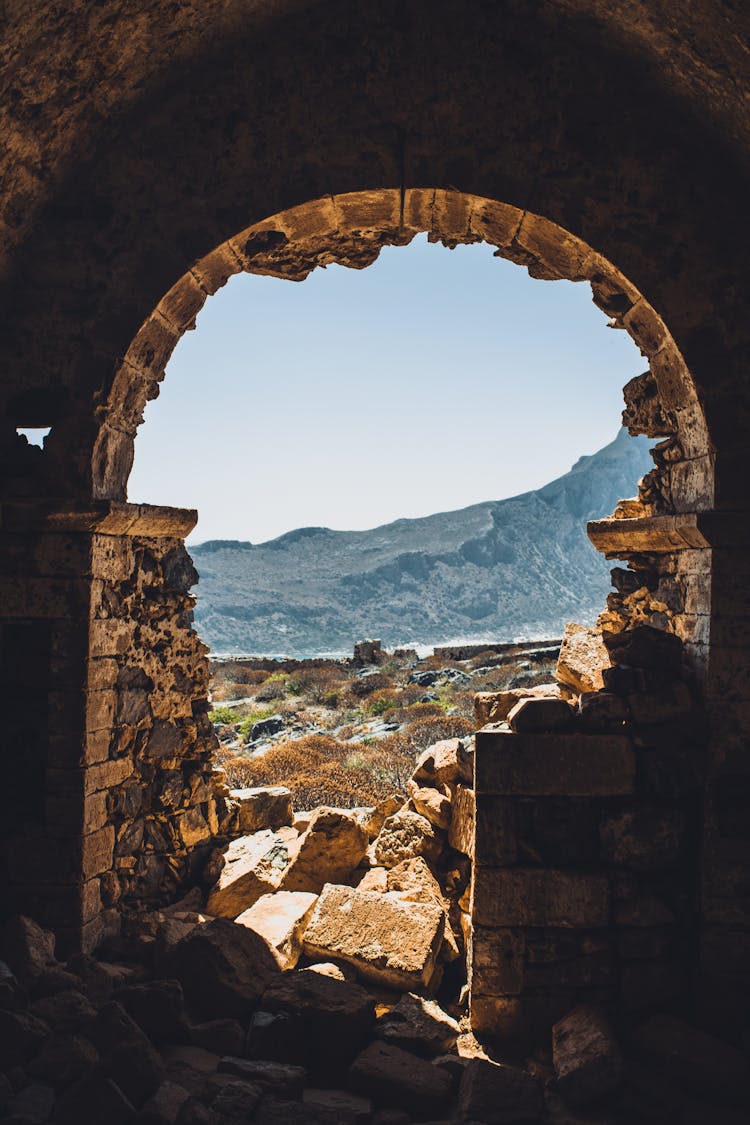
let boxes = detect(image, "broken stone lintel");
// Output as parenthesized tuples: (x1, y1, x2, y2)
(475, 728, 635, 797)
(0, 500, 197, 538)
(589, 510, 750, 555)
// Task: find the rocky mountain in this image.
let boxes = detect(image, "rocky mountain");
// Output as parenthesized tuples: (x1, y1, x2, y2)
(190, 429, 653, 656)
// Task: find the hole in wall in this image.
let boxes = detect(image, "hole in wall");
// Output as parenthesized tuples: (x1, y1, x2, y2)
(16, 426, 51, 448)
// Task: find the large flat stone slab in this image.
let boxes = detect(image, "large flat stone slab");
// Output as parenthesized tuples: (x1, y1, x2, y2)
(302, 883, 445, 990)
(475, 729, 635, 796)
(207, 832, 292, 918)
(281, 808, 368, 894)
(235, 891, 318, 970)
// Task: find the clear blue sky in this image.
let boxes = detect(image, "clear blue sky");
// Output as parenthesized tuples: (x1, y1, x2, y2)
(128, 235, 643, 545)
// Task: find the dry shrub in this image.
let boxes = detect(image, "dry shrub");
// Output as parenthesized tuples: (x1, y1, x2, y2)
(256, 678, 287, 702)
(469, 649, 504, 669)
(292, 666, 347, 705)
(404, 714, 474, 750)
(212, 663, 267, 685)
(446, 690, 476, 719)
(348, 672, 394, 699)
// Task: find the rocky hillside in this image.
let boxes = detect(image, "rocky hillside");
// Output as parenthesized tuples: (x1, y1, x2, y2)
(191, 430, 653, 655)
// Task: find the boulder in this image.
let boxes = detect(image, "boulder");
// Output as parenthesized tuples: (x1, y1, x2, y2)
(457, 1057, 544, 1123)
(262, 969, 375, 1073)
(408, 785, 451, 831)
(166, 919, 280, 1019)
(235, 891, 318, 970)
(556, 623, 610, 694)
(375, 993, 459, 1057)
(249, 714, 285, 740)
(231, 786, 294, 833)
(349, 1041, 453, 1119)
(302, 883, 444, 991)
(206, 832, 292, 917)
(386, 857, 446, 913)
(0, 915, 56, 981)
(412, 740, 462, 788)
(281, 808, 368, 894)
(372, 810, 442, 869)
(552, 1006, 624, 1108)
(507, 697, 575, 733)
(303, 1087, 372, 1125)
(367, 795, 407, 841)
(217, 1057, 307, 1098)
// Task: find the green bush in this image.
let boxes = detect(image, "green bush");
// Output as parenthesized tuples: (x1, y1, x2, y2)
(210, 705, 241, 725)
(238, 707, 279, 741)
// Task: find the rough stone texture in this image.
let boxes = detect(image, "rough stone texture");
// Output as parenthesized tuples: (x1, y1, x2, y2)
(262, 969, 375, 1072)
(447, 785, 475, 858)
(206, 832, 291, 918)
(281, 809, 368, 894)
(475, 684, 564, 726)
(457, 1057, 544, 1124)
(231, 787, 294, 833)
(165, 919, 280, 1019)
(302, 883, 445, 991)
(552, 1006, 624, 1108)
(408, 786, 452, 831)
(412, 740, 463, 788)
(234, 890, 318, 970)
(371, 810, 442, 869)
(374, 993, 459, 1057)
(349, 1041, 453, 1119)
(556, 624, 611, 694)
(475, 730, 635, 796)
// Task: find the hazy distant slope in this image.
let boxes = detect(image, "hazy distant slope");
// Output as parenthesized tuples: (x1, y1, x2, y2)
(191, 430, 652, 655)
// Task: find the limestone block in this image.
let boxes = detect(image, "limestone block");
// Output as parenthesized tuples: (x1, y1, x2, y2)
(474, 797, 517, 867)
(302, 1088, 372, 1124)
(578, 691, 629, 731)
(408, 784, 451, 830)
(365, 794, 404, 841)
(375, 993, 459, 1058)
(471, 927, 525, 997)
(457, 1057, 543, 1124)
(507, 697, 575, 733)
(371, 809, 442, 869)
(385, 856, 446, 912)
(556, 624, 610, 693)
(231, 786, 294, 833)
(178, 807, 211, 848)
(473, 869, 610, 928)
(281, 808, 368, 894)
(599, 808, 685, 870)
(552, 1006, 624, 1108)
(167, 919, 279, 1019)
(475, 729, 635, 796)
(448, 784, 475, 857)
(475, 684, 564, 726)
(357, 867, 388, 892)
(235, 891, 318, 970)
(302, 883, 445, 991)
(207, 832, 291, 918)
(348, 1041, 453, 1119)
(262, 969, 375, 1072)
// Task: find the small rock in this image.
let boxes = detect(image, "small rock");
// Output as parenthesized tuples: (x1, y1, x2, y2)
(457, 1057, 544, 1123)
(303, 883, 445, 991)
(375, 993, 459, 1057)
(235, 891, 318, 970)
(136, 1079, 191, 1125)
(281, 808, 368, 894)
(372, 810, 441, 869)
(230, 786, 294, 833)
(349, 1041, 453, 1119)
(250, 714, 286, 740)
(507, 697, 575, 732)
(552, 1005, 624, 1108)
(366, 796, 405, 841)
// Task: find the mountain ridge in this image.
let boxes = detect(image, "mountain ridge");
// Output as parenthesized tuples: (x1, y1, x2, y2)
(190, 429, 653, 656)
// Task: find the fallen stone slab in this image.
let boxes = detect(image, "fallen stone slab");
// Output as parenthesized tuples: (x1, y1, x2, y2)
(371, 810, 442, 869)
(303, 1087, 373, 1124)
(0, 915, 57, 982)
(92, 1001, 164, 1108)
(235, 891, 318, 970)
(507, 697, 575, 733)
(386, 856, 446, 912)
(231, 786, 294, 833)
(262, 969, 375, 1073)
(552, 1005, 624, 1108)
(367, 795, 405, 841)
(281, 808, 368, 894)
(375, 993, 459, 1057)
(475, 684, 564, 726)
(633, 1013, 748, 1106)
(349, 1041, 453, 1119)
(457, 1056, 544, 1123)
(206, 832, 292, 918)
(166, 919, 280, 1019)
(556, 623, 610, 693)
(217, 1057, 307, 1098)
(302, 883, 445, 991)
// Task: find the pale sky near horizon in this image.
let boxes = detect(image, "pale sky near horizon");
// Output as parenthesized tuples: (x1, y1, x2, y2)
(127, 235, 644, 545)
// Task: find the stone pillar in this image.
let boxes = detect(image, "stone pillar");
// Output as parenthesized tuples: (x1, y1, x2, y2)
(0, 500, 225, 954)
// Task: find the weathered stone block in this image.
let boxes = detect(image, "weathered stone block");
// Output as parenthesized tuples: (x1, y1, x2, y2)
(349, 1041, 453, 1119)
(281, 808, 367, 893)
(599, 808, 685, 870)
(471, 927, 525, 997)
(448, 784, 475, 857)
(375, 992, 459, 1057)
(552, 1006, 624, 1108)
(371, 808, 441, 869)
(473, 869, 610, 928)
(507, 697, 575, 733)
(476, 729, 635, 796)
(235, 891, 318, 970)
(231, 786, 294, 833)
(408, 784, 451, 830)
(475, 796, 517, 867)
(302, 883, 444, 991)
(207, 832, 291, 918)
(457, 1056, 544, 1124)
(556, 624, 610, 693)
